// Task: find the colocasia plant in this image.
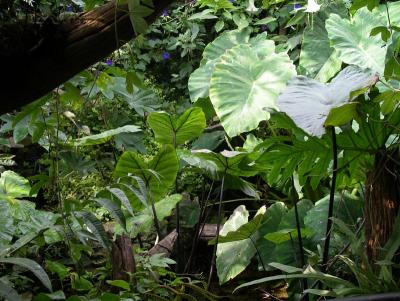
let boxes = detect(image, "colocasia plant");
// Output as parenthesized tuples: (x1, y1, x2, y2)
(3, 0, 400, 300)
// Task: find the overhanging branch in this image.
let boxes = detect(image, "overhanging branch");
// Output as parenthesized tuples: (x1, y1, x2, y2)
(0, 0, 173, 114)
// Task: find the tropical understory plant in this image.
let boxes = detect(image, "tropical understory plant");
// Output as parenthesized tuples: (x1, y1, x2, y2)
(3, 0, 400, 300)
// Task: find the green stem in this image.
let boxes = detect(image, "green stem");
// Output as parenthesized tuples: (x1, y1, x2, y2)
(249, 235, 266, 272)
(149, 188, 162, 239)
(266, 120, 277, 137)
(208, 174, 225, 288)
(291, 178, 308, 300)
(322, 127, 338, 272)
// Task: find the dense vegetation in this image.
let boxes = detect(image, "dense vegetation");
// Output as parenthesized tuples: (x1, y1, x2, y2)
(1, 0, 400, 300)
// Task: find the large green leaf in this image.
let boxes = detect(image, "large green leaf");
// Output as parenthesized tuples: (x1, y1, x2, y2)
(209, 44, 296, 137)
(142, 194, 182, 222)
(117, 87, 161, 117)
(269, 200, 314, 267)
(277, 66, 377, 137)
(255, 202, 287, 267)
(180, 149, 257, 179)
(210, 206, 266, 244)
(216, 205, 256, 284)
(255, 135, 332, 189)
(265, 228, 313, 244)
(73, 125, 141, 146)
(114, 131, 146, 153)
(299, 4, 346, 82)
(324, 103, 359, 127)
(201, 29, 251, 64)
(113, 145, 179, 204)
(192, 131, 225, 151)
(127, 0, 153, 35)
(188, 31, 279, 110)
(326, 8, 387, 74)
(0, 197, 57, 249)
(188, 30, 251, 102)
(188, 60, 217, 102)
(0, 257, 52, 292)
(118, 194, 182, 237)
(147, 107, 206, 146)
(234, 265, 354, 293)
(304, 193, 362, 244)
(0, 170, 31, 200)
(0, 229, 48, 257)
(224, 175, 260, 199)
(93, 198, 126, 230)
(75, 211, 111, 251)
(0, 171, 58, 249)
(106, 187, 135, 216)
(0, 203, 14, 247)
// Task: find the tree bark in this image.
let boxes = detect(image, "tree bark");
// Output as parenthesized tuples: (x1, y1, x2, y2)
(112, 234, 136, 282)
(0, 0, 172, 114)
(365, 149, 400, 262)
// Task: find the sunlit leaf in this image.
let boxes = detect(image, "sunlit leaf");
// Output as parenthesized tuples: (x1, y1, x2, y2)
(278, 66, 377, 136)
(210, 43, 295, 136)
(73, 125, 141, 146)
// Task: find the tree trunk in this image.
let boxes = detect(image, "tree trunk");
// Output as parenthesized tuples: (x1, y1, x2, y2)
(112, 234, 136, 282)
(365, 149, 400, 262)
(0, 0, 172, 114)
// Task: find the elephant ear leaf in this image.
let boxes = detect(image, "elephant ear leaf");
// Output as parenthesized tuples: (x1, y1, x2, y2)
(0, 170, 31, 200)
(147, 145, 179, 201)
(147, 107, 206, 146)
(300, 15, 341, 83)
(188, 60, 216, 102)
(209, 43, 296, 137)
(299, 2, 346, 82)
(277, 66, 378, 137)
(188, 29, 251, 103)
(216, 205, 256, 284)
(201, 29, 251, 64)
(114, 145, 179, 203)
(326, 9, 387, 75)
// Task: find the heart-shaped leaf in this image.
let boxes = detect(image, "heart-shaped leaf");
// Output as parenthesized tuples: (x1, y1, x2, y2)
(188, 30, 251, 102)
(277, 66, 378, 137)
(201, 29, 251, 64)
(210, 44, 296, 137)
(114, 145, 179, 204)
(299, 3, 346, 82)
(180, 149, 257, 178)
(147, 107, 206, 146)
(326, 9, 387, 74)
